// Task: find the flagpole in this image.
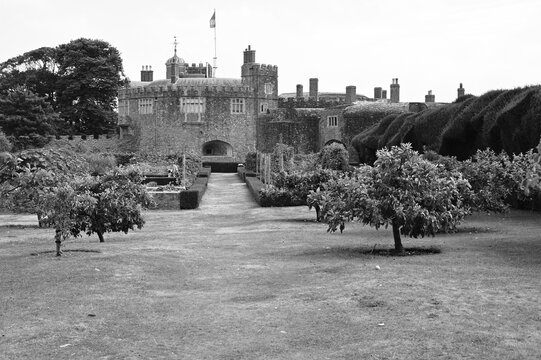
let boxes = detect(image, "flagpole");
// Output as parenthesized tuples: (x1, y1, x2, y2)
(213, 9, 217, 78)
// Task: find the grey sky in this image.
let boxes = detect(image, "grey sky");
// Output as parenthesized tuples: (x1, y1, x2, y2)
(1, 0, 539, 102)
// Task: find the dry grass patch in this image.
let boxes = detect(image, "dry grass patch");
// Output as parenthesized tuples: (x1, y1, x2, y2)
(0, 208, 540, 359)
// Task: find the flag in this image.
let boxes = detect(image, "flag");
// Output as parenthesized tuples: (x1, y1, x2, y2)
(209, 11, 216, 28)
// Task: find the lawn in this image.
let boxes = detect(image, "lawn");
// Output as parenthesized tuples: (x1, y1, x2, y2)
(1, 207, 540, 359)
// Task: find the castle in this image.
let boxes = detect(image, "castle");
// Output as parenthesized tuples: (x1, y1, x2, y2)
(118, 44, 460, 163)
(118, 44, 278, 160)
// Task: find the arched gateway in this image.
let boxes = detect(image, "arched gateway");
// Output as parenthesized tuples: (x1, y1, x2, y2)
(202, 140, 233, 157)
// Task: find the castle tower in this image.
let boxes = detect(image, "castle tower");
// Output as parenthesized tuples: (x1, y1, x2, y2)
(309, 78, 319, 101)
(382, 90, 387, 99)
(346, 86, 356, 104)
(296, 84, 303, 100)
(240, 45, 279, 114)
(166, 37, 186, 83)
(140, 65, 153, 82)
(458, 83, 465, 98)
(390, 78, 400, 103)
(425, 90, 435, 103)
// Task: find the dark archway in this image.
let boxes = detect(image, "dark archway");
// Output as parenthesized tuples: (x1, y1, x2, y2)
(202, 140, 233, 156)
(324, 139, 346, 148)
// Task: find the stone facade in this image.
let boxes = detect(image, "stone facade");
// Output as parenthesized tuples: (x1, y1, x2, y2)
(118, 46, 278, 161)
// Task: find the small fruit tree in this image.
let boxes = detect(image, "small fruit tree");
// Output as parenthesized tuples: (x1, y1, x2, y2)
(84, 167, 155, 243)
(310, 144, 472, 253)
(1, 148, 154, 255)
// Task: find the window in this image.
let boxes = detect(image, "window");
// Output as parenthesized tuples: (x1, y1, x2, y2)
(260, 102, 268, 114)
(327, 116, 338, 127)
(180, 97, 205, 122)
(138, 98, 153, 114)
(118, 99, 129, 116)
(231, 98, 245, 114)
(264, 83, 274, 95)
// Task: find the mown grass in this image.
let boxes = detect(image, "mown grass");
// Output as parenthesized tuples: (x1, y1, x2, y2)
(1, 207, 540, 359)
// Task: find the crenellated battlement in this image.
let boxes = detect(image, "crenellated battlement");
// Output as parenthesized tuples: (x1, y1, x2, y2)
(119, 83, 253, 98)
(241, 63, 278, 77)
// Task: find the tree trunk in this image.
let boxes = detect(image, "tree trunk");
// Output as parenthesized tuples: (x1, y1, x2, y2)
(55, 229, 62, 256)
(315, 204, 321, 222)
(392, 221, 404, 254)
(98, 231, 104, 243)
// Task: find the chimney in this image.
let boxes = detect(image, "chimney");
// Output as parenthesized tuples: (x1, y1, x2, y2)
(457, 83, 465, 98)
(374, 87, 382, 99)
(243, 45, 256, 64)
(425, 90, 435, 103)
(309, 78, 319, 101)
(140, 65, 154, 82)
(296, 84, 303, 100)
(390, 78, 400, 103)
(345, 86, 356, 104)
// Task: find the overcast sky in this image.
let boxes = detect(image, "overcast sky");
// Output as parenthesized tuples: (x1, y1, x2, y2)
(1, 0, 539, 103)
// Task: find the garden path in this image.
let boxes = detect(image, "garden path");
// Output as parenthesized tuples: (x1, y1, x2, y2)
(198, 173, 259, 214)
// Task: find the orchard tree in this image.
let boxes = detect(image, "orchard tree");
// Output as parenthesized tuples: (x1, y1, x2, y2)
(39, 179, 96, 256)
(310, 144, 472, 253)
(83, 167, 155, 242)
(0, 148, 88, 224)
(55, 38, 128, 134)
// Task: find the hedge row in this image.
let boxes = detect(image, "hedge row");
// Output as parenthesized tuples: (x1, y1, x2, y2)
(352, 86, 541, 161)
(245, 175, 265, 206)
(179, 169, 212, 209)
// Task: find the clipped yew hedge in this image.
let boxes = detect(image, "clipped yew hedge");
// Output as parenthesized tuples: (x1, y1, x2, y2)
(352, 86, 541, 161)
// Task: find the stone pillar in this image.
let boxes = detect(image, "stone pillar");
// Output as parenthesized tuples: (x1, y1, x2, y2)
(425, 90, 435, 103)
(243, 45, 256, 64)
(345, 86, 356, 104)
(457, 83, 465, 98)
(141, 65, 154, 82)
(374, 87, 382, 99)
(382, 90, 387, 99)
(296, 84, 303, 100)
(309, 78, 319, 101)
(390, 78, 400, 103)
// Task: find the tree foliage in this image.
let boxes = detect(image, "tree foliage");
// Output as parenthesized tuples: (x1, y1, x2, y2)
(1, 148, 153, 255)
(309, 144, 472, 253)
(0, 87, 59, 149)
(55, 38, 127, 134)
(320, 142, 349, 171)
(83, 167, 155, 243)
(0, 38, 127, 136)
(0, 148, 88, 222)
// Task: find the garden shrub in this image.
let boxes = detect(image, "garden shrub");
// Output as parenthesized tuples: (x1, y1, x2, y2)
(320, 143, 349, 170)
(245, 176, 265, 205)
(245, 152, 257, 172)
(85, 153, 117, 176)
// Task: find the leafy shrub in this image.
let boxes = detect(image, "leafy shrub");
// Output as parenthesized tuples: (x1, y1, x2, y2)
(320, 142, 349, 170)
(84, 153, 117, 175)
(245, 152, 257, 171)
(259, 186, 295, 207)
